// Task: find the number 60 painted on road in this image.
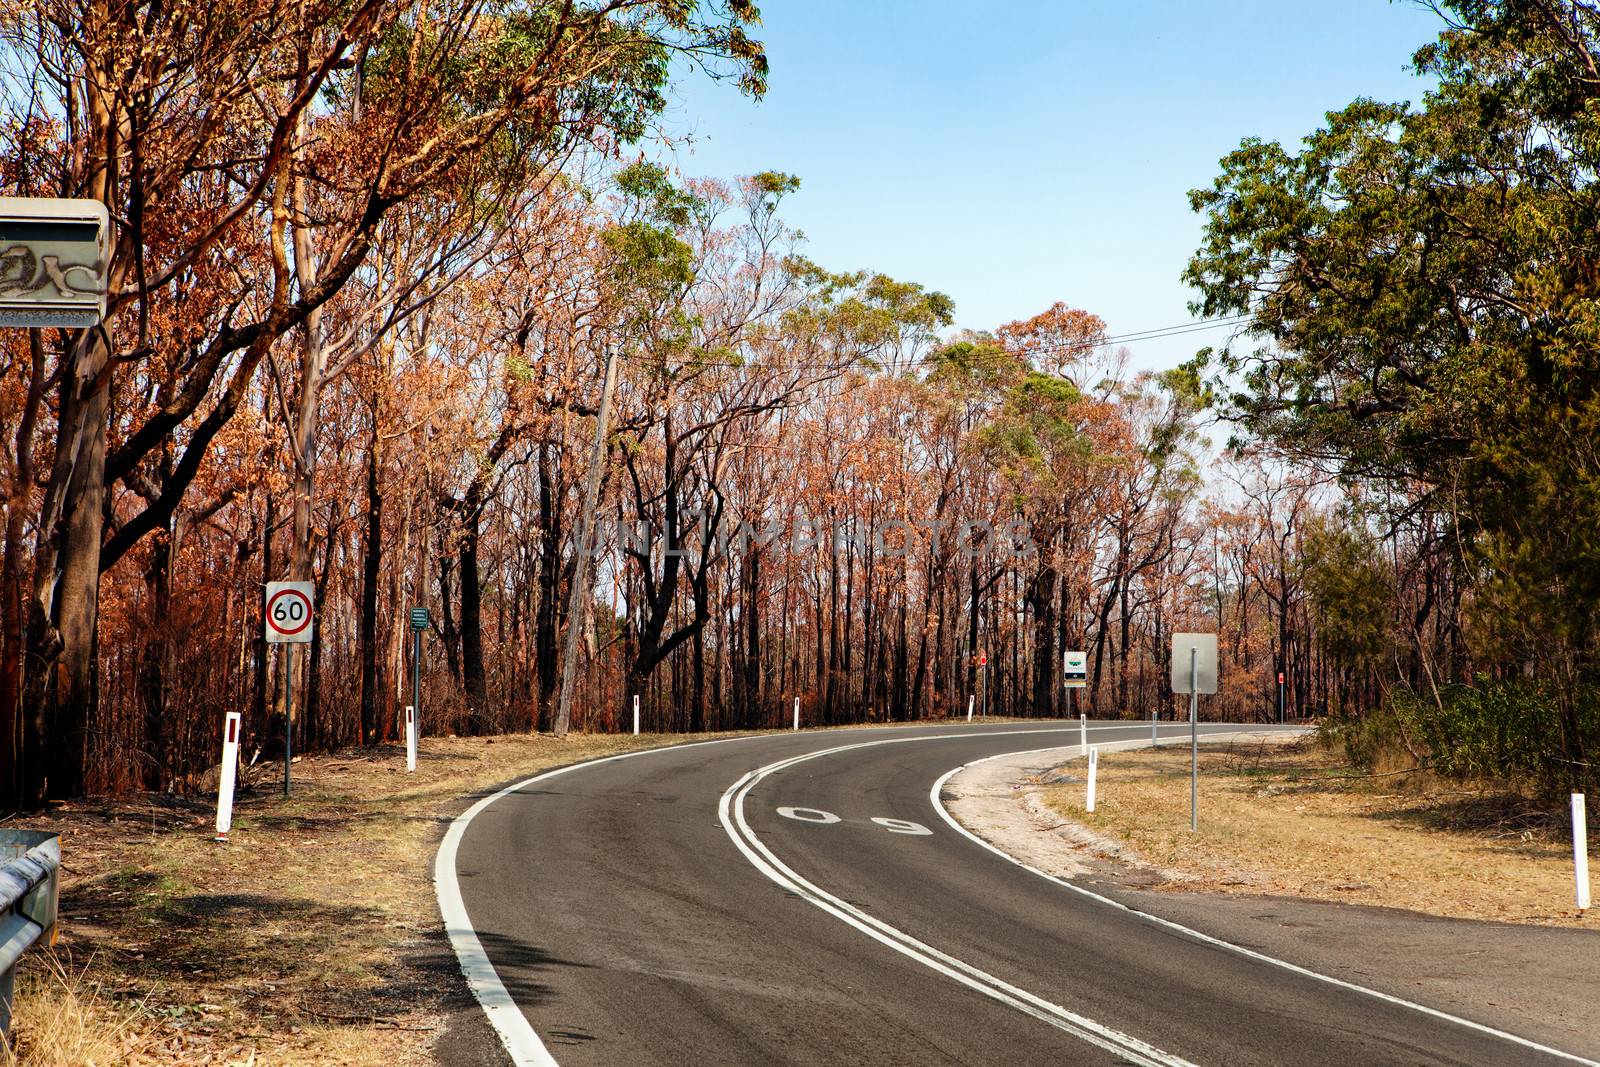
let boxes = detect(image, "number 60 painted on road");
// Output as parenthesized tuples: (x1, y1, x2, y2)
(776, 807, 932, 835)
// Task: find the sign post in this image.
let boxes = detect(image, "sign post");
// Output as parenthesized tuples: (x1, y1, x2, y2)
(265, 581, 314, 796)
(1170, 633, 1218, 832)
(214, 712, 241, 843)
(410, 607, 428, 745)
(1278, 670, 1286, 724)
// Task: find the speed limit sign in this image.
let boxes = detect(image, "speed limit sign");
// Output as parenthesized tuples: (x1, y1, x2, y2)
(265, 581, 314, 644)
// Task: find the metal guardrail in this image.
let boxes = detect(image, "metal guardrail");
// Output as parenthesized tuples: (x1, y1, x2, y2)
(0, 829, 60, 1038)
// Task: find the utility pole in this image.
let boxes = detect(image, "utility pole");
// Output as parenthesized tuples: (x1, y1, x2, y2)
(555, 345, 620, 738)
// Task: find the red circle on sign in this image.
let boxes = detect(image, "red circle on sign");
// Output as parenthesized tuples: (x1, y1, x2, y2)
(979, 653, 987, 666)
(266, 588, 313, 636)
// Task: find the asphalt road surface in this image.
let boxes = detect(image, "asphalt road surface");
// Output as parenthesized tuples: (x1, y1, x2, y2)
(438, 721, 1600, 1066)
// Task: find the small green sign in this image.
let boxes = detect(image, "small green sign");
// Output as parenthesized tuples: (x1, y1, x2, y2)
(410, 607, 429, 631)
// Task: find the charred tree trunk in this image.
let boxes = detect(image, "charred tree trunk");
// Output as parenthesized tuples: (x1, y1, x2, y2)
(358, 412, 383, 745)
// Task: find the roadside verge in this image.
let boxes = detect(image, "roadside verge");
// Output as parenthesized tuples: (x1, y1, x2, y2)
(937, 733, 1600, 1064)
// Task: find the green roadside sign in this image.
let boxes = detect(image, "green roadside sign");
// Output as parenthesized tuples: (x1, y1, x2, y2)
(410, 607, 429, 631)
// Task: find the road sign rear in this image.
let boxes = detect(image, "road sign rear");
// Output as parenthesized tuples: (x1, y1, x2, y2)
(1170, 633, 1218, 695)
(265, 581, 314, 644)
(1064, 650, 1087, 688)
(0, 197, 111, 327)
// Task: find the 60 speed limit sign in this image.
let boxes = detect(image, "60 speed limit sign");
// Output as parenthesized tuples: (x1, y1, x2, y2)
(264, 581, 314, 644)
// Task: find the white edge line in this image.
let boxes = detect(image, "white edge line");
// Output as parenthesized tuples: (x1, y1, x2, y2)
(929, 747, 1600, 1067)
(717, 728, 1214, 1067)
(435, 733, 763, 1067)
(433, 722, 1142, 1066)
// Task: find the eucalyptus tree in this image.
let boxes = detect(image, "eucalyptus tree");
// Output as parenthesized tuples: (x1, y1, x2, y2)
(0, 0, 766, 805)
(1186, 0, 1600, 781)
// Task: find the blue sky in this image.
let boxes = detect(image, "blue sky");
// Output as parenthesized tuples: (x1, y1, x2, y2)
(653, 0, 1446, 374)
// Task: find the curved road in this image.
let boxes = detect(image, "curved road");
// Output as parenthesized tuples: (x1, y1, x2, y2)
(440, 721, 1600, 1066)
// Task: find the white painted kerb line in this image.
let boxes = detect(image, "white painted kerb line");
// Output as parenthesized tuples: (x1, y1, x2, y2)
(717, 729, 1198, 1067)
(931, 748, 1600, 1067)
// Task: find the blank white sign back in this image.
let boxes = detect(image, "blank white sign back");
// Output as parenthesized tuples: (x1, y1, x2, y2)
(1170, 632, 1218, 695)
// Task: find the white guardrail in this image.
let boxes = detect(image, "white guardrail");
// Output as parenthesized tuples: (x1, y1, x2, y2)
(0, 830, 60, 1038)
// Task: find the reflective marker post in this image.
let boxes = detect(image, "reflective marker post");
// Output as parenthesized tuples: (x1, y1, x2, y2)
(1575, 794, 1591, 912)
(405, 705, 417, 772)
(215, 712, 241, 842)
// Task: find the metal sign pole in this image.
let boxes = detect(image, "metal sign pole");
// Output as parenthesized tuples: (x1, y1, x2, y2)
(1190, 646, 1198, 832)
(284, 646, 293, 796)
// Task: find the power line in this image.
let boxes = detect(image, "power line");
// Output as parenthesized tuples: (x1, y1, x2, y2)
(620, 312, 1255, 373)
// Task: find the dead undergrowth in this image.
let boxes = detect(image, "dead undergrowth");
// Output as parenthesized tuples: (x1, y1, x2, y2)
(3, 730, 763, 1065)
(1040, 736, 1593, 926)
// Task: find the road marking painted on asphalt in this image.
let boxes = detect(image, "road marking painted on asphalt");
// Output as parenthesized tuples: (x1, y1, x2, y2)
(778, 805, 841, 823)
(871, 817, 932, 835)
(930, 748, 1600, 1067)
(437, 732, 779, 1067)
(438, 722, 1256, 1067)
(720, 731, 1204, 1067)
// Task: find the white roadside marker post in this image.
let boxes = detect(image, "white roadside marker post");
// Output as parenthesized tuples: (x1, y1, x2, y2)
(405, 705, 417, 773)
(214, 712, 241, 843)
(967, 694, 974, 723)
(793, 696, 800, 731)
(1086, 747, 1098, 814)
(1574, 793, 1591, 912)
(1079, 713, 1087, 750)
(633, 694, 641, 736)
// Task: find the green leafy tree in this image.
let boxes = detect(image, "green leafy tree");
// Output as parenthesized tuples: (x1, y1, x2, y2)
(1186, 0, 1600, 787)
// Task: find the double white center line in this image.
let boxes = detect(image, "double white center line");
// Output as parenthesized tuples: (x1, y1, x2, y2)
(717, 731, 1197, 1067)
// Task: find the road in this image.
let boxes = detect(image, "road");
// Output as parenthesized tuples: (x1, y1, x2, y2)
(437, 721, 1600, 1066)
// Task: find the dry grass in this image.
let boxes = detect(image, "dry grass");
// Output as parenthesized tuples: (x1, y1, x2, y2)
(1, 954, 157, 1066)
(1, 728, 778, 1066)
(1040, 737, 1593, 927)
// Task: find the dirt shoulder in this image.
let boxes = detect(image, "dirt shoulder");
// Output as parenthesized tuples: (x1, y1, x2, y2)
(1033, 735, 1593, 927)
(2, 728, 783, 1066)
